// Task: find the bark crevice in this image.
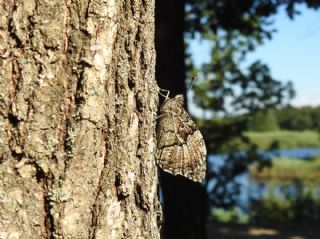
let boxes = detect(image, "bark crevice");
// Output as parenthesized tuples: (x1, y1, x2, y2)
(43, 177, 55, 239)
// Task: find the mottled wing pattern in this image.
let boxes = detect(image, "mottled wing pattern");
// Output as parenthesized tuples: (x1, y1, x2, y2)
(156, 94, 207, 182)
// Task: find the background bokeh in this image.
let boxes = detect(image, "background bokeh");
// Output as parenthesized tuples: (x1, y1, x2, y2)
(156, 1, 320, 239)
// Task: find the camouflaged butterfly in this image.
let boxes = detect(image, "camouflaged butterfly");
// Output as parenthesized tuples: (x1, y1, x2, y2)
(156, 93, 207, 182)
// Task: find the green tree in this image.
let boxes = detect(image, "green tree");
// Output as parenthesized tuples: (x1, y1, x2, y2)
(248, 109, 279, 132)
(311, 106, 320, 131)
(276, 106, 315, 130)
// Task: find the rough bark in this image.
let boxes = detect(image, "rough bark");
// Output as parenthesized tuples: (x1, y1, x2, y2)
(155, 1, 208, 239)
(0, 1, 160, 238)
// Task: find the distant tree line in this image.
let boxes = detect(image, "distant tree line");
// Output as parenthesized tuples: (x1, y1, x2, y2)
(247, 105, 320, 132)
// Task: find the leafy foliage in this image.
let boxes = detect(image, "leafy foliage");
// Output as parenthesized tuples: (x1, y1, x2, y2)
(184, 0, 320, 209)
(275, 105, 320, 131)
(211, 207, 249, 224)
(251, 181, 320, 223)
(247, 109, 279, 132)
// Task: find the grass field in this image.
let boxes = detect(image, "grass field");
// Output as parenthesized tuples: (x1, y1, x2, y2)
(207, 222, 320, 239)
(244, 130, 320, 150)
(249, 156, 320, 180)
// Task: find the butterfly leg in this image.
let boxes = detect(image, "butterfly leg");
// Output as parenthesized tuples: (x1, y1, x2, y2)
(158, 87, 170, 99)
(155, 112, 170, 120)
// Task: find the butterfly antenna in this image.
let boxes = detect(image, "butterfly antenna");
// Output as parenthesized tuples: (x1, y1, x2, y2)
(186, 76, 198, 95)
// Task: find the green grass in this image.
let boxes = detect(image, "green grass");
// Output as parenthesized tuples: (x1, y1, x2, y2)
(249, 156, 320, 180)
(244, 130, 320, 150)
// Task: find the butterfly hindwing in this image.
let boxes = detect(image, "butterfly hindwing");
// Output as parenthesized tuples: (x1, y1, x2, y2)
(156, 94, 207, 182)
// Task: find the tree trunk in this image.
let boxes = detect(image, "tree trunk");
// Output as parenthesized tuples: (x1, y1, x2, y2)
(155, 1, 208, 239)
(0, 1, 160, 238)
(155, 0, 186, 98)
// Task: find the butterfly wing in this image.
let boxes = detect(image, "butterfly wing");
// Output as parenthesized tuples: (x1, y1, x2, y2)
(156, 95, 207, 182)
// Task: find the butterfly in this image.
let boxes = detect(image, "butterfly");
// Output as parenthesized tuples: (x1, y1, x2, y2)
(156, 93, 207, 182)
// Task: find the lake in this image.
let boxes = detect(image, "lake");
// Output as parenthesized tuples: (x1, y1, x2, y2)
(208, 148, 320, 218)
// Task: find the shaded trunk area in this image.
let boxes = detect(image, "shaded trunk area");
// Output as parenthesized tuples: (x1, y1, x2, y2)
(155, 1, 209, 239)
(0, 1, 160, 238)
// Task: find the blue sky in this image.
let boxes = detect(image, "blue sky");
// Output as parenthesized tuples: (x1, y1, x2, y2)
(190, 5, 320, 107)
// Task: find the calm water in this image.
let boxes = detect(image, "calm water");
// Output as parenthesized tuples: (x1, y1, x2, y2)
(209, 148, 320, 211)
(264, 148, 320, 159)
